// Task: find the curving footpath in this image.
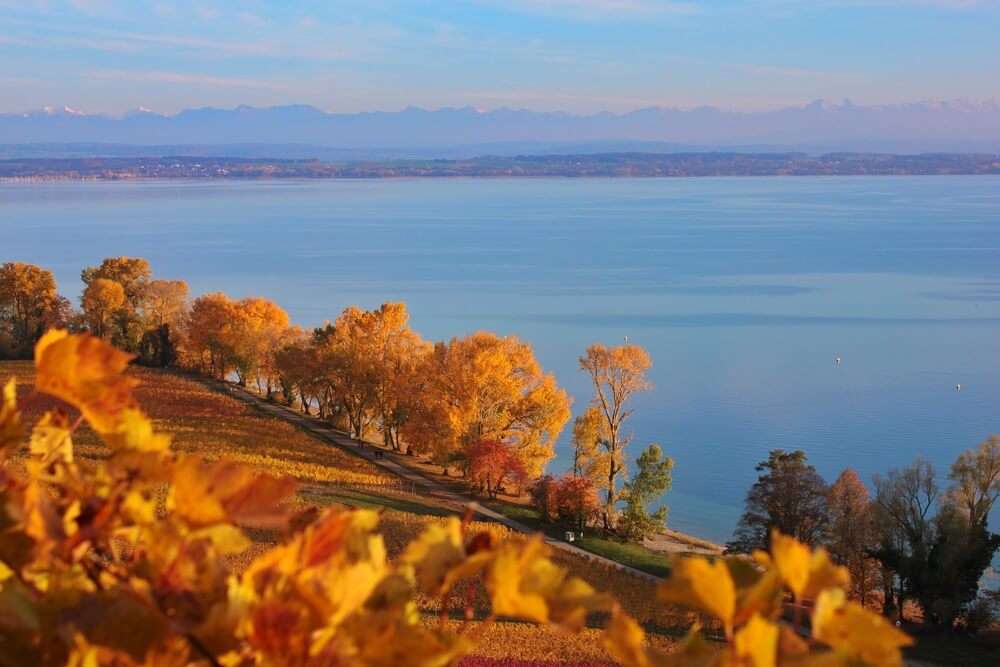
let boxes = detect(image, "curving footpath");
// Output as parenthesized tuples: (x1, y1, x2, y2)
(222, 383, 660, 584)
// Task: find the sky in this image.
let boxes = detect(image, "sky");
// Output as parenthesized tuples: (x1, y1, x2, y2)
(1, 1, 998, 115)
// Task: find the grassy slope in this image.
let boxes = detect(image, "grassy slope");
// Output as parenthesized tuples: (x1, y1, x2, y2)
(482, 500, 671, 579)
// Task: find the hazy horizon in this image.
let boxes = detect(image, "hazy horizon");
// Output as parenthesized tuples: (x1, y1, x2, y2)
(3, 1, 999, 116)
(7, 97, 1000, 119)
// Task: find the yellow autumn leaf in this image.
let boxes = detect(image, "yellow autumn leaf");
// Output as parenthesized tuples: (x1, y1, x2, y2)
(734, 614, 779, 667)
(813, 588, 912, 667)
(34, 330, 138, 434)
(769, 531, 849, 602)
(726, 557, 783, 626)
(0, 378, 21, 454)
(801, 548, 850, 601)
(602, 606, 659, 667)
(658, 556, 736, 638)
(400, 516, 466, 595)
(103, 408, 171, 453)
(486, 534, 610, 629)
(769, 531, 811, 599)
(29, 410, 74, 464)
(190, 524, 252, 555)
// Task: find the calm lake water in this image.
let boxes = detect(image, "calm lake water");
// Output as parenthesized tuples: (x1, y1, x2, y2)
(3, 177, 999, 543)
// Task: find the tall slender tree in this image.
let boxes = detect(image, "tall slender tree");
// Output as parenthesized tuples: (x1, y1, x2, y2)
(827, 469, 879, 605)
(578, 342, 652, 530)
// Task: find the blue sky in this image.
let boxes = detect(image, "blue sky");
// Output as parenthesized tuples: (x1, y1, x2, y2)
(1, 1, 998, 115)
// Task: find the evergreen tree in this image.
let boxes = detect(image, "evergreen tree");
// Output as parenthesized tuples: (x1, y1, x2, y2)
(618, 443, 673, 542)
(727, 449, 828, 553)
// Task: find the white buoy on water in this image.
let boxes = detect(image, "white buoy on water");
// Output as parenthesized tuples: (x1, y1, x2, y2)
(835, 356, 842, 366)
(956, 384, 962, 392)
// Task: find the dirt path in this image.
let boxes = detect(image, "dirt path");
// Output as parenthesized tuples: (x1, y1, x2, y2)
(224, 383, 662, 583)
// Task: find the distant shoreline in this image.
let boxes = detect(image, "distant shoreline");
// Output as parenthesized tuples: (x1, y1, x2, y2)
(1, 152, 998, 181)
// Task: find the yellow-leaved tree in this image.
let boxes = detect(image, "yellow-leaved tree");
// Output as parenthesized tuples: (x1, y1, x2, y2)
(0, 331, 913, 666)
(404, 331, 571, 480)
(579, 342, 652, 529)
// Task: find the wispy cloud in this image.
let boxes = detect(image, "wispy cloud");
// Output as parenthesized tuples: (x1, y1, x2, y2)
(0, 16, 360, 60)
(475, 0, 701, 19)
(85, 68, 288, 90)
(776, 0, 994, 10)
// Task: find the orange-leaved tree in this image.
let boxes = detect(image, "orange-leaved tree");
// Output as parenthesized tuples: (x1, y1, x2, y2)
(579, 342, 652, 530)
(405, 331, 571, 479)
(80, 256, 152, 349)
(228, 296, 290, 391)
(0, 261, 67, 354)
(81, 277, 125, 340)
(182, 291, 238, 378)
(466, 439, 528, 498)
(141, 278, 189, 329)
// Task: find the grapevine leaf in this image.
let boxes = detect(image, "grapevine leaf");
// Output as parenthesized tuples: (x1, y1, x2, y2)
(34, 330, 138, 434)
(812, 588, 912, 667)
(733, 613, 779, 667)
(658, 557, 736, 638)
(29, 410, 74, 464)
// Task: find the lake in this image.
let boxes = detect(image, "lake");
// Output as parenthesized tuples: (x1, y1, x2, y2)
(3, 176, 999, 543)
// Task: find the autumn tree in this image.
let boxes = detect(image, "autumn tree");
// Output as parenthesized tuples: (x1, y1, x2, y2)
(312, 308, 379, 439)
(949, 434, 1000, 530)
(571, 406, 609, 489)
(273, 327, 319, 411)
(138, 279, 189, 367)
(182, 292, 238, 378)
(531, 474, 601, 532)
(81, 256, 152, 349)
(727, 449, 829, 554)
(578, 342, 652, 530)
(466, 439, 528, 498)
(405, 332, 570, 478)
(0, 262, 66, 355)
(556, 475, 601, 533)
(530, 475, 561, 522)
(229, 297, 290, 391)
(141, 278, 188, 328)
(618, 443, 673, 543)
(81, 278, 125, 340)
(363, 303, 430, 453)
(827, 469, 879, 605)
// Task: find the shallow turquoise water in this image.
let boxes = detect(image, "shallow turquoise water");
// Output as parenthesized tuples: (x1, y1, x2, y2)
(3, 176, 999, 542)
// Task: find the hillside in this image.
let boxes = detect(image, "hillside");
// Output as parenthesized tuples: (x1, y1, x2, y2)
(2, 361, 679, 664)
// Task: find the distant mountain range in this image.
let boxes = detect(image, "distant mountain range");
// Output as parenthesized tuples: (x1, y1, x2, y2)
(2, 100, 999, 157)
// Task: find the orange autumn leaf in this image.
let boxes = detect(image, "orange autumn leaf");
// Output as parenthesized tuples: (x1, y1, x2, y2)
(102, 409, 171, 454)
(0, 378, 22, 454)
(34, 329, 138, 434)
(29, 410, 74, 464)
(171, 455, 297, 529)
